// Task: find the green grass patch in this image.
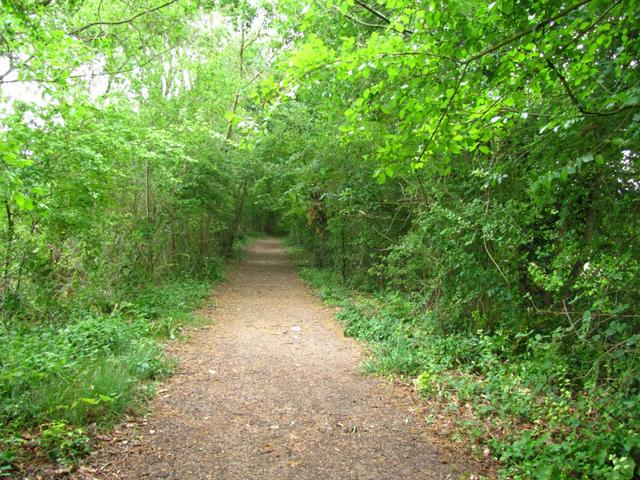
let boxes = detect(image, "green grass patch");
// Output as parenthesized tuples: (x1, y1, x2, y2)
(0, 277, 217, 473)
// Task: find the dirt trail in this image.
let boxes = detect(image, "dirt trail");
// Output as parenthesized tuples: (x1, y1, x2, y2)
(92, 238, 473, 479)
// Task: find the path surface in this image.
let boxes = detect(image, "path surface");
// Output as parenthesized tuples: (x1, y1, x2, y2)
(92, 239, 472, 479)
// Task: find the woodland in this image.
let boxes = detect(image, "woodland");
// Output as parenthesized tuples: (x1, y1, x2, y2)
(0, 0, 638, 478)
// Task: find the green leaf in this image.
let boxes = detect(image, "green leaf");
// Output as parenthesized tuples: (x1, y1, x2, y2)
(578, 153, 594, 163)
(13, 193, 34, 211)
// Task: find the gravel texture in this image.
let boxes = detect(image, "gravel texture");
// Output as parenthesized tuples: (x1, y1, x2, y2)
(88, 238, 478, 479)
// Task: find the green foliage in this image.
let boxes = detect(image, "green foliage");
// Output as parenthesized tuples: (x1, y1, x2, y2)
(0, 277, 213, 469)
(37, 421, 91, 465)
(299, 263, 640, 479)
(1, 0, 272, 471)
(258, 2, 639, 477)
(2, 0, 639, 477)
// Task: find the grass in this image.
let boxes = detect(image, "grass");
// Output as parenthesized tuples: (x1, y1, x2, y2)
(0, 275, 219, 475)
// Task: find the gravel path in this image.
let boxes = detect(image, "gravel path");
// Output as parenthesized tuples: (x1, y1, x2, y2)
(91, 238, 473, 479)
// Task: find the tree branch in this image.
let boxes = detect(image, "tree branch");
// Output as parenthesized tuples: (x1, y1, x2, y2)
(1, 46, 176, 84)
(353, 0, 390, 24)
(333, 6, 387, 30)
(415, 63, 469, 165)
(461, 0, 593, 64)
(561, 0, 622, 50)
(542, 52, 639, 117)
(69, 0, 179, 36)
(353, 0, 414, 34)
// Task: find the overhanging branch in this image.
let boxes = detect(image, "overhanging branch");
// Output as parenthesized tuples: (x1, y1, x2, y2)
(353, 0, 414, 35)
(69, 0, 179, 36)
(461, 0, 593, 64)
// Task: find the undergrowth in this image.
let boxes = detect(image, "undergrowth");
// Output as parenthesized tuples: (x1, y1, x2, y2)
(0, 276, 218, 475)
(294, 260, 640, 480)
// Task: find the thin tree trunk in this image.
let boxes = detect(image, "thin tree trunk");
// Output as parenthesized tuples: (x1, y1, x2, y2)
(3, 201, 15, 288)
(224, 181, 248, 256)
(145, 160, 154, 276)
(225, 22, 245, 140)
